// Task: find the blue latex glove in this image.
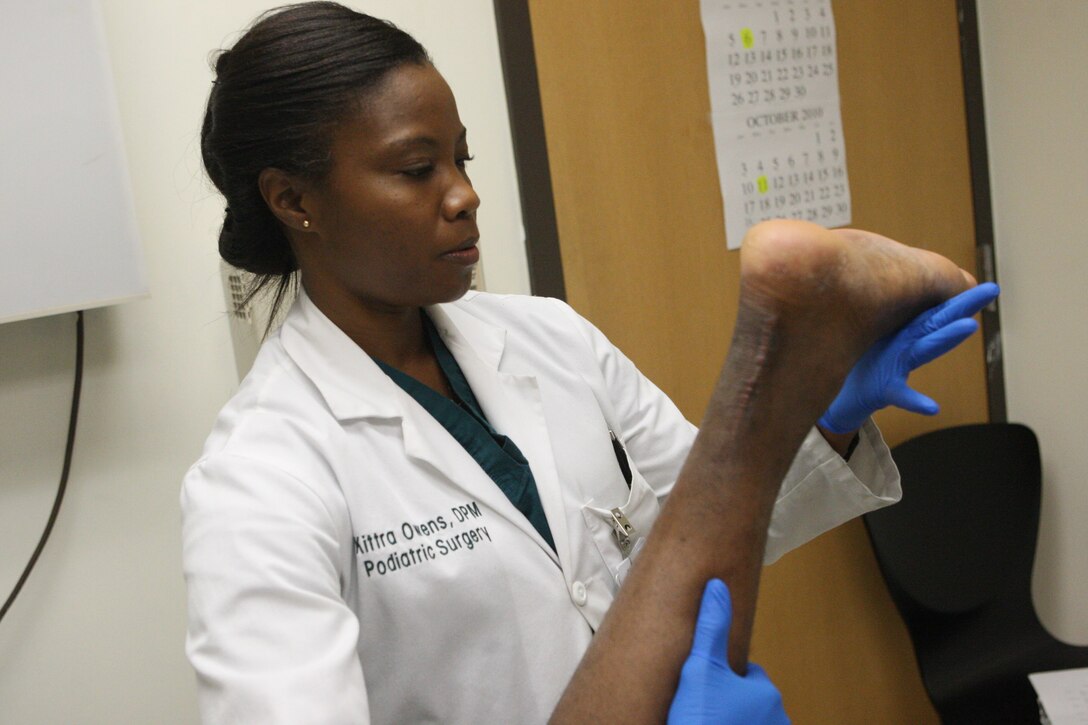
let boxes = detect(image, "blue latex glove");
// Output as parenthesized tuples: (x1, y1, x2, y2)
(819, 282, 1000, 434)
(668, 579, 790, 725)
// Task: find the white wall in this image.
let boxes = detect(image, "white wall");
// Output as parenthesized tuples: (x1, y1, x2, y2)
(978, 1, 1088, 644)
(0, 1, 527, 722)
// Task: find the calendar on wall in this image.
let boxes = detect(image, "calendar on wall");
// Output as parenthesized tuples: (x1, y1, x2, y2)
(700, 0, 851, 249)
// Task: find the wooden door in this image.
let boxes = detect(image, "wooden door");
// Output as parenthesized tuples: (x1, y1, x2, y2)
(527, 1, 988, 722)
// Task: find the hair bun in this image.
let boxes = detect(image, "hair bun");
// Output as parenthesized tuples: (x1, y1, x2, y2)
(218, 206, 297, 276)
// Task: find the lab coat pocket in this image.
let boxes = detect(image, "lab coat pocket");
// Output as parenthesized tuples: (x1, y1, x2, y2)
(581, 469, 661, 590)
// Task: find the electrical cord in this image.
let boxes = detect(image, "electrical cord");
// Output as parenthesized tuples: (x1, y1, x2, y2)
(0, 310, 84, 623)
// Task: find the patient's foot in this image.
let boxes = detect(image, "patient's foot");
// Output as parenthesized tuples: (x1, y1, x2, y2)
(739, 219, 974, 358)
(730, 220, 974, 418)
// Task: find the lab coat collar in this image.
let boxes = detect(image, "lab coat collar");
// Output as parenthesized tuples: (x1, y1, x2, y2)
(425, 294, 506, 372)
(279, 290, 509, 422)
(279, 289, 404, 421)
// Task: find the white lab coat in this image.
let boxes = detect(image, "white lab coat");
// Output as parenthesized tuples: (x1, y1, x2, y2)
(182, 289, 899, 724)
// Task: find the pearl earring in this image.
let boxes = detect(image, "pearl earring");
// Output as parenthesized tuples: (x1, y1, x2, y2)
(302, 219, 311, 229)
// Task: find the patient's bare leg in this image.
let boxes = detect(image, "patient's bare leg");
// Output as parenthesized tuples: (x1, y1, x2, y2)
(551, 220, 973, 723)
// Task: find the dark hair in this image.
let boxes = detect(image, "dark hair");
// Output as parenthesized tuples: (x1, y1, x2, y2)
(201, 2, 430, 320)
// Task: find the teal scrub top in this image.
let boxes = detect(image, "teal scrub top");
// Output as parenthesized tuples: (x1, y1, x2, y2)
(372, 314, 556, 552)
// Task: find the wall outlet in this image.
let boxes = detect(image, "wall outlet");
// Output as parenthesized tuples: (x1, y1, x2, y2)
(219, 262, 272, 382)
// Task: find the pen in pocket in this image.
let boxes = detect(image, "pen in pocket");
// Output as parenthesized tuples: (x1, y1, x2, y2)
(609, 429, 633, 488)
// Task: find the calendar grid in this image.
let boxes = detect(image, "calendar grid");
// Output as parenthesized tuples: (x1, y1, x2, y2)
(701, 0, 852, 249)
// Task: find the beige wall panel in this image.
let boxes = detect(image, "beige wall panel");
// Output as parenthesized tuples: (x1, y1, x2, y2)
(528, 1, 733, 418)
(529, 0, 989, 722)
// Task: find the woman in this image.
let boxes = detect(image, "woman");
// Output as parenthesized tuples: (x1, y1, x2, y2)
(184, 3, 993, 722)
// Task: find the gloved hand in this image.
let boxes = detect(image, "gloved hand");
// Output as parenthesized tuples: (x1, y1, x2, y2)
(668, 579, 790, 725)
(819, 282, 1000, 434)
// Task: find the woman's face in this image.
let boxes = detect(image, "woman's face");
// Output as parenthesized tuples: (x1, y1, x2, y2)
(300, 62, 480, 311)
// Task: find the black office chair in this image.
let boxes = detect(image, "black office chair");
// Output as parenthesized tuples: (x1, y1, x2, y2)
(863, 423, 1088, 724)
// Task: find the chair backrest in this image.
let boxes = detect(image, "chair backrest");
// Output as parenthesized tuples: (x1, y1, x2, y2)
(864, 423, 1041, 615)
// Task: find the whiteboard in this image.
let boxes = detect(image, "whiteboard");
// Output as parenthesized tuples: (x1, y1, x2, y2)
(0, 0, 146, 324)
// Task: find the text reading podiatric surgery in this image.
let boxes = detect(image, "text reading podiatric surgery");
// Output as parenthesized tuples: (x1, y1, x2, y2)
(354, 500, 493, 578)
